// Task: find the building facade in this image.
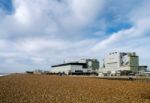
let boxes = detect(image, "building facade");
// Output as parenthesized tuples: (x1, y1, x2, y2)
(100, 52, 139, 74)
(79, 59, 99, 72)
(51, 52, 147, 76)
(51, 59, 99, 75)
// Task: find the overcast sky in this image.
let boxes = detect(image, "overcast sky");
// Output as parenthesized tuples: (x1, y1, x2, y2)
(0, 0, 150, 73)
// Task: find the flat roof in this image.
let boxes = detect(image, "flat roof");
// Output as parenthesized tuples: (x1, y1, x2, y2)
(51, 62, 87, 68)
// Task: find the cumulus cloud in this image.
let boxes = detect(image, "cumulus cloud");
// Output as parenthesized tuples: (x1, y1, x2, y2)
(0, 0, 150, 72)
(0, 0, 104, 39)
(91, 0, 150, 67)
(0, 37, 97, 72)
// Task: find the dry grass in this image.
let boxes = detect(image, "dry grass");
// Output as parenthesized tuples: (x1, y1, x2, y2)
(0, 74, 150, 103)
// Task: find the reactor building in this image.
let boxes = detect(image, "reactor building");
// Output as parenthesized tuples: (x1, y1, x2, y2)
(99, 52, 147, 75)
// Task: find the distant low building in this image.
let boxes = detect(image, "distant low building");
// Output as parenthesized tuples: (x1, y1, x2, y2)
(139, 66, 148, 71)
(144, 72, 150, 76)
(138, 66, 148, 75)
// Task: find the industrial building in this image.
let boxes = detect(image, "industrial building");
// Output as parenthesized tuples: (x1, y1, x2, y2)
(99, 52, 147, 75)
(79, 59, 99, 72)
(51, 52, 148, 76)
(51, 59, 99, 75)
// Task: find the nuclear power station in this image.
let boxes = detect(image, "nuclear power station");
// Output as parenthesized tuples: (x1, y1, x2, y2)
(51, 52, 149, 76)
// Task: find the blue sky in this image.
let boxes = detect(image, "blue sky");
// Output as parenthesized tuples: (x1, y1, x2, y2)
(0, 0, 150, 73)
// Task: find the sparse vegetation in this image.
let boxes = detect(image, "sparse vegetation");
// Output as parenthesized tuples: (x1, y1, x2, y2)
(0, 74, 150, 103)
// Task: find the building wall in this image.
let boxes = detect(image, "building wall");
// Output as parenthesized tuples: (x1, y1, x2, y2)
(90, 60, 100, 70)
(100, 52, 139, 73)
(51, 65, 84, 74)
(70, 65, 85, 73)
(139, 66, 147, 71)
(120, 66, 130, 71)
(129, 56, 139, 72)
(51, 65, 71, 74)
(79, 59, 99, 71)
(105, 52, 120, 71)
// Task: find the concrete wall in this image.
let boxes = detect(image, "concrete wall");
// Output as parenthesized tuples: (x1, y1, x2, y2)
(100, 52, 139, 73)
(51, 65, 71, 74)
(51, 65, 86, 74)
(105, 52, 120, 70)
(79, 59, 99, 71)
(70, 65, 85, 73)
(129, 56, 139, 72)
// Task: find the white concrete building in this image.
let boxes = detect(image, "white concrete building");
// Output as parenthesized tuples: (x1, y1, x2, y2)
(100, 52, 139, 74)
(51, 63, 88, 75)
(51, 59, 99, 75)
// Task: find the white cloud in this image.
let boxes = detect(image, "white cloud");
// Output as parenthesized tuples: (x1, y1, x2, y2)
(0, 38, 97, 72)
(70, 0, 104, 24)
(0, 0, 150, 72)
(91, 2, 150, 68)
(0, 0, 105, 39)
(14, 2, 30, 25)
